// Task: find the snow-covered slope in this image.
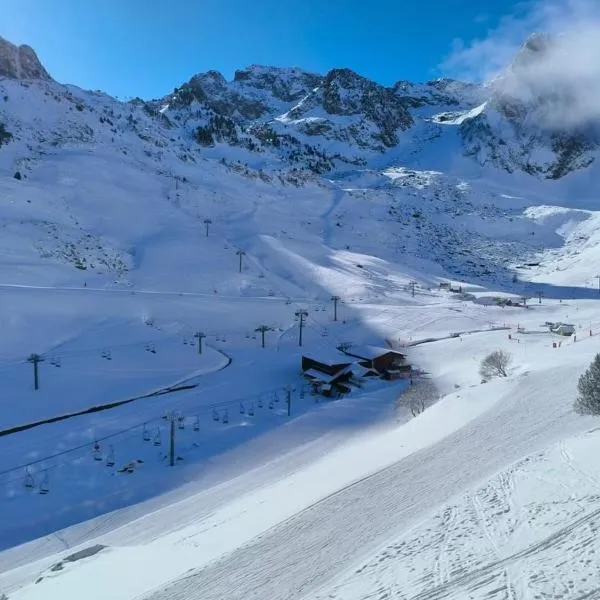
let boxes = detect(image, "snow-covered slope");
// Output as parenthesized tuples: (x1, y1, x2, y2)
(2, 34, 600, 600)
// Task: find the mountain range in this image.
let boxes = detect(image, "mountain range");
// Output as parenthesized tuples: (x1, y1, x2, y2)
(1, 33, 599, 292)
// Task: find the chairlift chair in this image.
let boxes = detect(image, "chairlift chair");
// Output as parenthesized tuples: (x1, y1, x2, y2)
(39, 471, 49, 495)
(93, 441, 102, 461)
(106, 446, 115, 467)
(153, 428, 162, 446)
(24, 467, 34, 489)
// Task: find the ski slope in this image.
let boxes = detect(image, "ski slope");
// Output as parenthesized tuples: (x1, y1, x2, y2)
(2, 64, 600, 600)
(1, 297, 599, 600)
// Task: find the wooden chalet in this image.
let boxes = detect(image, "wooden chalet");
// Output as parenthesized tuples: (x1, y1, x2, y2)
(303, 366, 353, 397)
(383, 364, 413, 380)
(301, 351, 353, 397)
(340, 345, 406, 374)
(301, 351, 351, 376)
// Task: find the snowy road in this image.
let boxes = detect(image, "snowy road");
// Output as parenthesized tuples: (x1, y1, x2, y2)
(146, 367, 587, 600)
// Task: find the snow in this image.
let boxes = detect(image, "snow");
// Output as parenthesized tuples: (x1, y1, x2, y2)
(343, 345, 397, 360)
(2, 69, 600, 600)
(432, 101, 488, 125)
(1, 300, 599, 600)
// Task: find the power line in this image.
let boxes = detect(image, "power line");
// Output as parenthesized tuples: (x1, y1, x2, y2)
(0, 383, 293, 479)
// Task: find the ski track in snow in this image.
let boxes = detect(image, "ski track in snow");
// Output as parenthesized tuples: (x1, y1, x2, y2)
(315, 440, 600, 600)
(143, 369, 589, 600)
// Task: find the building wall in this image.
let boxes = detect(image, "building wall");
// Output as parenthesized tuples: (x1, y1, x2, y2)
(372, 352, 405, 373)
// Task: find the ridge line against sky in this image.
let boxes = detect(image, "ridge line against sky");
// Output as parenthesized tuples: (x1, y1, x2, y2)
(1, 0, 594, 99)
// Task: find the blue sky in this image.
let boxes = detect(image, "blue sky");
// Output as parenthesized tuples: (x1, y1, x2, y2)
(2, 0, 524, 99)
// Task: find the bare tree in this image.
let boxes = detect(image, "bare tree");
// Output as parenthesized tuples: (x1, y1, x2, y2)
(574, 353, 600, 415)
(410, 396, 427, 417)
(399, 379, 438, 417)
(479, 350, 512, 380)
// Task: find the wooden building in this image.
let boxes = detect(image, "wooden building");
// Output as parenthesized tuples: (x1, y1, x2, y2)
(301, 352, 351, 376)
(301, 351, 354, 397)
(383, 364, 413, 380)
(303, 365, 353, 397)
(340, 345, 406, 373)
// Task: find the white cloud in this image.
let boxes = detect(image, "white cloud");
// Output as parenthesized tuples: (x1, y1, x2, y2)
(442, 0, 600, 130)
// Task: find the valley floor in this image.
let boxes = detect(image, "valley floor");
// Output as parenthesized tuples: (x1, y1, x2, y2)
(0, 289, 599, 600)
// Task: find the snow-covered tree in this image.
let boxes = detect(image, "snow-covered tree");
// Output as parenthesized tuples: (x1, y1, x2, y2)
(574, 353, 600, 415)
(479, 350, 511, 380)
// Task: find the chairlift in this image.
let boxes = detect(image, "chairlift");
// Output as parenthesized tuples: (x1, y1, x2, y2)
(24, 466, 34, 489)
(177, 415, 185, 430)
(239, 402, 245, 415)
(39, 470, 49, 495)
(143, 424, 150, 441)
(269, 400, 274, 410)
(106, 445, 115, 467)
(153, 428, 162, 446)
(258, 397, 264, 408)
(248, 403, 254, 416)
(193, 416, 200, 431)
(93, 441, 102, 461)
(222, 409, 229, 424)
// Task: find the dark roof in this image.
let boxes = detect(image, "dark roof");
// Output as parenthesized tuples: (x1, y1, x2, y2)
(342, 345, 405, 360)
(302, 350, 351, 366)
(304, 365, 353, 384)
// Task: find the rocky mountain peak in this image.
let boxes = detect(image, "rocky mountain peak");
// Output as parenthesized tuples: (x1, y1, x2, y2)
(0, 36, 51, 80)
(321, 68, 413, 139)
(187, 70, 228, 96)
(520, 32, 553, 58)
(490, 31, 579, 128)
(233, 65, 322, 102)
